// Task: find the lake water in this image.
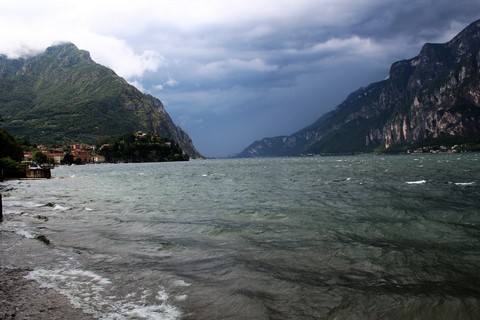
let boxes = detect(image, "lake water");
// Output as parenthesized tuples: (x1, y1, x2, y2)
(1, 154, 480, 319)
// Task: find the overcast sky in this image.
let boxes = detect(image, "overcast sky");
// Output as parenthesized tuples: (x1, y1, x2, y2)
(1, 1, 479, 156)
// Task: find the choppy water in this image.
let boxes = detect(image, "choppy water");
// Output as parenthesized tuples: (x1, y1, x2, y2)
(1, 154, 480, 319)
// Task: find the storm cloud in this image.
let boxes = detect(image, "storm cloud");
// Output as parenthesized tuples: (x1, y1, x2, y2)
(1, 0, 479, 156)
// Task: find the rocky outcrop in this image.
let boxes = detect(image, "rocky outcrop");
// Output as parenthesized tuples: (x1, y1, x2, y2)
(239, 19, 480, 157)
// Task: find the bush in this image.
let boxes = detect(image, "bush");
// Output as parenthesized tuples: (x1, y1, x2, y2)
(0, 157, 23, 178)
(62, 152, 74, 165)
(32, 151, 49, 165)
(0, 129, 23, 161)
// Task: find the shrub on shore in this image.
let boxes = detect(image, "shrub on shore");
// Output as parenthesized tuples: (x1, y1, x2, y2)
(0, 156, 22, 178)
(0, 128, 24, 179)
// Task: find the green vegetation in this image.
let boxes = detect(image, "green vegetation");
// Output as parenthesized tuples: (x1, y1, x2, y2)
(0, 43, 201, 158)
(32, 150, 49, 165)
(0, 156, 22, 178)
(98, 132, 189, 163)
(63, 153, 74, 165)
(306, 118, 375, 154)
(372, 131, 480, 154)
(0, 44, 139, 144)
(0, 128, 23, 178)
(465, 144, 480, 151)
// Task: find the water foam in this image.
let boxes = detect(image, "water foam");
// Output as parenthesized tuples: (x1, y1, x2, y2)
(15, 229, 37, 239)
(156, 288, 169, 301)
(454, 182, 475, 186)
(406, 180, 426, 184)
(25, 268, 181, 320)
(175, 295, 188, 301)
(53, 204, 71, 211)
(173, 279, 191, 287)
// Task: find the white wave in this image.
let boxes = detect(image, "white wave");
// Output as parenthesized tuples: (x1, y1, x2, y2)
(406, 180, 426, 184)
(15, 229, 36, 239)
(85, 207, 94, 211)
(121, 303, 180, 320)
(64, 269, 112, 285)
(3, 200, 45, 209)
(156, 288, 169, 301)
(53, 204, 70, 211)
(454, 182, 475, 186)
(173, 279, 191, 287)
(25, 268, 181, 320)
(175, 295, 188, 301)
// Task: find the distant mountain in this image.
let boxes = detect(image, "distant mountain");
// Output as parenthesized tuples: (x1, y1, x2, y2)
(0, 43, 202, 158)
(239, 19, 480, 157)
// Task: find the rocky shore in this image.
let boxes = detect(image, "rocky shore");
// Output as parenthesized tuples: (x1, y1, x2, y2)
(0, 267, 94, 320)
(0, 193, 93, 320)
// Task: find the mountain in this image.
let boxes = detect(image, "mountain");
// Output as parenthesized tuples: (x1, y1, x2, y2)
(0, 43, 202, 158)
(239, 19, 480, 157)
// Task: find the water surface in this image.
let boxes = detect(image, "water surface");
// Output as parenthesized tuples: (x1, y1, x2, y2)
(1, 154, 480, 319)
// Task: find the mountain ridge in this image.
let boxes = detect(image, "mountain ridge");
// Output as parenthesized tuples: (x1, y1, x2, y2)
(239, 19, 480, 157)
(0, 42, 202, 158)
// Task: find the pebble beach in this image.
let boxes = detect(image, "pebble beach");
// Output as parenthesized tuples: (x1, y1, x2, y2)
(0, 267, 93, 320)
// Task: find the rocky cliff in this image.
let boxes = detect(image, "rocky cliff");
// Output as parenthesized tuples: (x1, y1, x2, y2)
(0, 43, 202, 158)
(239, 19, 480, 157)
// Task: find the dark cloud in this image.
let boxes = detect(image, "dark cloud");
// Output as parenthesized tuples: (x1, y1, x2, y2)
(2, 0, 479, 156)
(158, 13, 480, 156)
(353, 0, 480, 41)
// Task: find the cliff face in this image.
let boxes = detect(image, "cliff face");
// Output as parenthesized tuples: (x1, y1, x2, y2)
(239, 19, 480, 157)
(0, 43, 202, 158)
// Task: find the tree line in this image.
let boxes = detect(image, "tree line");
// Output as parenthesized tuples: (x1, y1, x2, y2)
(0, 114, 190, 179)
(98, 132, 189, 163)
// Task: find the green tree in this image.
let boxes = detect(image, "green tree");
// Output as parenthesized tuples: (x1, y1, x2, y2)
(0, 157, 22, 178)
(62, 152, 74, 165)
(0, 128, 24, 179)
(32, 151, 48, 164)
(0, 129, 23, 161)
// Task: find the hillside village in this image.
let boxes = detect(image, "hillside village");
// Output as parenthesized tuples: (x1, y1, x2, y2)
(21, 131, 187, 166)
(23, 143, 105, 165)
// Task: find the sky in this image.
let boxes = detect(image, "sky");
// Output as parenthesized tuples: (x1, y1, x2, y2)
(1, 1, 479, 157)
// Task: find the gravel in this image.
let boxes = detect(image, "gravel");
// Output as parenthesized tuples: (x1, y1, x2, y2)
(0, 268, 94, 320)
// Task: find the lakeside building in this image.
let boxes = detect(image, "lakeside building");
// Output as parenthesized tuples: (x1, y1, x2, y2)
(23, 143, 104, 165)
(23, 150, 63, 165)
(93, 154, 106, 163)
(71, 149, 92, 163)
(49, 153, 64, 165)
(20, 162, 51, 179)
(71, 143, 94, 151)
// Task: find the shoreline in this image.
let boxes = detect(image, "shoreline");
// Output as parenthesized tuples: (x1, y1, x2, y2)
(0, 202, 93, 320)
(0, 267, 94, 320)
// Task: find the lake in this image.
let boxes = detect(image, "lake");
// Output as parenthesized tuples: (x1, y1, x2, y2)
(1, 154, 480, 319)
